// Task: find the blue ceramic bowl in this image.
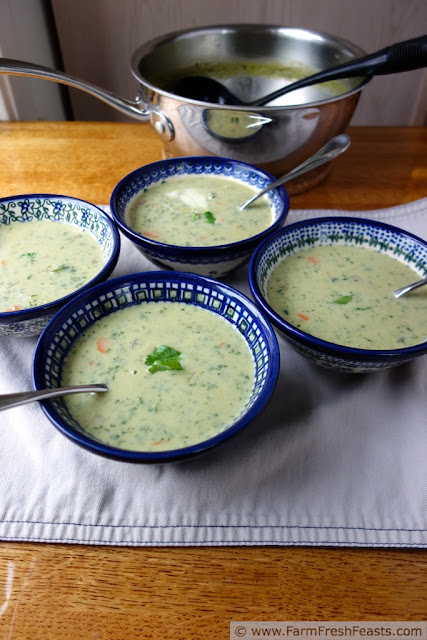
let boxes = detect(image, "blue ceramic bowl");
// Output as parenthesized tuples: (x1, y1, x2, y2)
(33, 271, 280, 463)
(249, 217, 427, 373)
(0, 195, 120, 337)
(110, 156, 289, 278)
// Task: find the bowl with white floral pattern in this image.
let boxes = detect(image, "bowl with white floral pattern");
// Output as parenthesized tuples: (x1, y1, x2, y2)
(0, 194, 120, 337)
(110, 156, 289, 278)
(249, 217, 427, 373)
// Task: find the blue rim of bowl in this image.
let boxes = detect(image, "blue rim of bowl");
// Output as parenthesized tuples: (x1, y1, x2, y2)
(32, 271, 280, 463)
(110, 156, 289, 256)
(0, 194, 121, 324)
(249, 216, 427, 363)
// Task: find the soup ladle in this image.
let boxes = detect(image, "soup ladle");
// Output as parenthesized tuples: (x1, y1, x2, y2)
(174, 35, 427, 106)
(393, 276, 427, 298)
(239, 133, 350, 210)
(0, 383, 108, 412)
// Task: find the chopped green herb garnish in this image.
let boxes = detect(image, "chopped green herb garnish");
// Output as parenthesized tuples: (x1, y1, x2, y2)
(192, 211, 216, 223)
(20, 252, 36, 263)
(203, 211, 216, 224)
(147, 361, 183, 373)
(145, 344, 183, 373)
(52, 264, 71, 273)
(332, 295, 353, 305)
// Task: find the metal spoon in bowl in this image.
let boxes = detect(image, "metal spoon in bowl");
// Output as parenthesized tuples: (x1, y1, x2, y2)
(239, 133, 350, 210)
(174, 35, 427, 106)
(0, 383, 108, 412)
(393, 276, 427, 298)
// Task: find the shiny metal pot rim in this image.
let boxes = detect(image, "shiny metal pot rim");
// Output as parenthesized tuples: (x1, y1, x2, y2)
(130, 24, 371, 111)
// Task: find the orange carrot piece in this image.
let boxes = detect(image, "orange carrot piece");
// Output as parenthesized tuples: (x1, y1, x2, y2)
(151, 438, 172, 446)
(96, 337, 109, 353)
(144, 230, 159, 239)
(297, 312, 310, 321)
(307, 256, 320, 265)
(0, 260, 6, 267)
(5, 305, 20, 312)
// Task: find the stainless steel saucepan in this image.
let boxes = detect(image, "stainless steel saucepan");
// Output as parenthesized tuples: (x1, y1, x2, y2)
(0, 25, 373, 176)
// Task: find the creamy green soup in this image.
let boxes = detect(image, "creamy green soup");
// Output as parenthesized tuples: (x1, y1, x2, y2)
(267, 244, 427, 350)
(62, 302, 255, 451)
(127, 175, 273, 247)
(158, 60, 350, 104)
(0, 220, 104, 312)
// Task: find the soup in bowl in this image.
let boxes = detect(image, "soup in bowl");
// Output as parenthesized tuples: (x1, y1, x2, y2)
(0, 194, 120, 337)
(110, 156, 289, 278)
(249, 217, 427, 373)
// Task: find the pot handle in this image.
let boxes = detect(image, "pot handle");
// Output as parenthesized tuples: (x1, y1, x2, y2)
(0, 58, 151, 121)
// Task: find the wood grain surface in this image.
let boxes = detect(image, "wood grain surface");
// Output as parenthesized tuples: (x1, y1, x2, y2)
(0, 122, 426, 208)
(0, 122, 426, 638)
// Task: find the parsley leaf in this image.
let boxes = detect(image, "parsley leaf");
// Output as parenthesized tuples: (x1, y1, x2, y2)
(332, 295, 353, 304)
(145, 345, 183, 374)
(192, 211, 216, 223)
(203, 211, 216, 224)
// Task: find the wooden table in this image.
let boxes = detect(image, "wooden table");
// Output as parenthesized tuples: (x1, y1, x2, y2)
(0, 123, 426, 638)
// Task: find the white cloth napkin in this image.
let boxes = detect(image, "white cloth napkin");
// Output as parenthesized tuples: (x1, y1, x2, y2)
(0, 199, 426, 547)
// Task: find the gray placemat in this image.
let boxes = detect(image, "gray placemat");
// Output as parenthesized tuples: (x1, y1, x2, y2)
(0, 199, 426, 547)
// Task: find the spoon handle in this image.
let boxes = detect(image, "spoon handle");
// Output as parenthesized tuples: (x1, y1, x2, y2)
(239, 134, 350, 210)
(0, 384, 108, 412)
(252, 35, 427, 106)
(393, 276, 427, 299)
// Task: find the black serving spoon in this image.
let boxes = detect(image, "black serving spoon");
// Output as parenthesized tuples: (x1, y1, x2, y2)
(173, 35, 427, 106)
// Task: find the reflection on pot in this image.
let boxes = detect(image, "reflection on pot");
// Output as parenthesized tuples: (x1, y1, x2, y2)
(177, 103, 319, 165)
(203, 109, 272, 142)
